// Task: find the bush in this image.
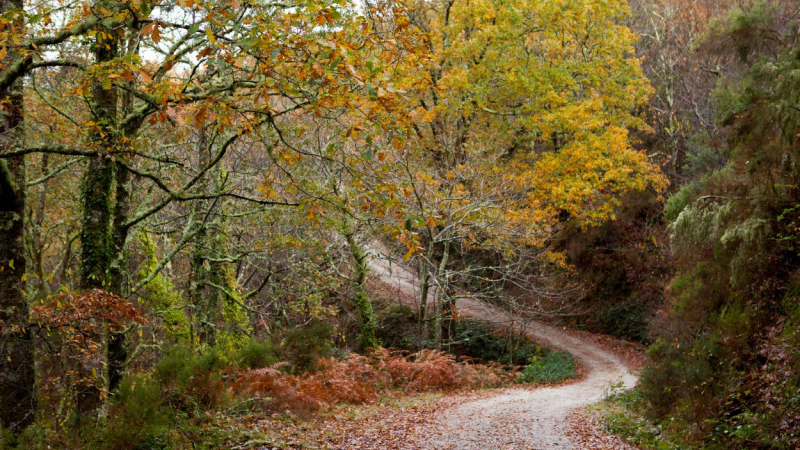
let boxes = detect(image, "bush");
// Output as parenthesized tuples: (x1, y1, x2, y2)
(519, 351, 577, 384)
(453, 319, 543, 365)
(593, 295, 652, 342)
(103, 375, 170, 450)
(279, 321, 334, 373)
(1, 423, 47, 450)
(101, 345, 236, 449)
(665, 182, 701, 222)
(236, 338, 279, 369)
(376, 304, 428, 350)
(376, 348, 515, 392)
(153, 345, 230, 411)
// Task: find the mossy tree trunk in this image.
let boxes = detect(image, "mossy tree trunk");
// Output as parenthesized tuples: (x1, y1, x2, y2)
(107, 31, 142, 392)
(345, 230, 378, 351)
(77, 24, 118, 419)
(189, 126, 221, 347)
(0, 0, 34, 430)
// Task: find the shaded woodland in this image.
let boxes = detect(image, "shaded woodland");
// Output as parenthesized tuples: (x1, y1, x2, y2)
(0, 0, 798, 448)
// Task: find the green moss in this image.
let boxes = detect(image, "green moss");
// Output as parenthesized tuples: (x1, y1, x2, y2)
(79, 157, 115, 289)
(216, 266, 251, 351)
(136, 232, 190, 342)
(353, 288, 379, 350)
(599, 389, 691, 450)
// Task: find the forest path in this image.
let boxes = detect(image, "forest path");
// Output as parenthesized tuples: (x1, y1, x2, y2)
(366, 244, 638, 450)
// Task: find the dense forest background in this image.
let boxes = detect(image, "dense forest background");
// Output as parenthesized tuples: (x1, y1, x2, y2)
(0, 0, 798, 448)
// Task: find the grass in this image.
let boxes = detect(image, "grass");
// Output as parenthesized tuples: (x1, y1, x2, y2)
(590, 388, 692, 450)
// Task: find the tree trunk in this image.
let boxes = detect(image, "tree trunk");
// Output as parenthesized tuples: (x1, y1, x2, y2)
(107, 164, 130, 391)
(107, 30, 140, 392)
(436, 241, 453, 350)
(0, 0, 34, 426)
(345, 230, 378, 350)
(418, 259, 430, 347)
(189, 127, 218, 347)
(76, 27, 118, 419)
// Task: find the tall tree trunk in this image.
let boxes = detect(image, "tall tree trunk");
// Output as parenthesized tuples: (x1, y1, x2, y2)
(345, 230, 378, 350)
(26, 153, 51, 300)
(107, 30, 140, 392)
(189, 127, 217, 347)
(0, 0, 34, 427)
(107, 165, 130, 391)
(77, 26, 118, 419)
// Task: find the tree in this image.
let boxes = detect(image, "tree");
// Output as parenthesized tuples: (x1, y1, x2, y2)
(0, 0, 34, 433)
(627, 0, 738, 181)
(395, 0, 666, 345)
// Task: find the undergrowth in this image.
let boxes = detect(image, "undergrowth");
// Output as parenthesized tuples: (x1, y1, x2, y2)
(519, 351, 577, 384)
(597, 388, 692, 450)
(376, 305, 546, 365)
(233, 348, 516, 414)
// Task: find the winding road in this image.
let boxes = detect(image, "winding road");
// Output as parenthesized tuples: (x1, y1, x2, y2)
(367, 243, 638, 450)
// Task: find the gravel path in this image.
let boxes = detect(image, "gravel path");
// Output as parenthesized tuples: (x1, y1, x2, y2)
(367, 244, 638, 450)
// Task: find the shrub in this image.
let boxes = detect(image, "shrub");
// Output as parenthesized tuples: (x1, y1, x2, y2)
(378, 349, 461, 391)
(519, 351, 577, 384)
(279, 321, 334, 373)
(453, 319, 543, 365)
(592, 295, 652, 342)
(375, 348, 514, 391)
(665, 182, 701, 222)
(153, 345, 230, 412)
(236, 338, 279, 369)
(376, 304, 426, 350)
(103, 375, 170, 450)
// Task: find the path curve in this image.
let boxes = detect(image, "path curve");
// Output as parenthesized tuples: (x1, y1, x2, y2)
(367, 243, 637, 450)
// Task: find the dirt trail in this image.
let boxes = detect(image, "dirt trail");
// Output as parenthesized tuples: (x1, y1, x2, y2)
(367, 244, 637, 450)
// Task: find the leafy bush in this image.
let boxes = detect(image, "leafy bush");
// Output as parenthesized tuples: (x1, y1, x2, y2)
(376, 304, 428, 350)
(279, 321, 334, 373)
(453, 319, 544, 365)
(2, 423, 47, 450)
(103, 375, 170, 450)
(664, 181, 701, 222)
(377, 348, 515, 391)
(592, 295, 652, 342)
(153, 345, 230, 411)
(519, 351, 577, 384)
(236, 338, 279, 369)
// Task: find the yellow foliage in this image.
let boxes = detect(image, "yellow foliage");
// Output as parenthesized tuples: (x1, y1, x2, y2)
(400, 0, 666, 256)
